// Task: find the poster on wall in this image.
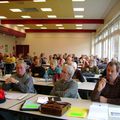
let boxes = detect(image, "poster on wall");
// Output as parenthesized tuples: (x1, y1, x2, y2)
(5, 44, 8, 53)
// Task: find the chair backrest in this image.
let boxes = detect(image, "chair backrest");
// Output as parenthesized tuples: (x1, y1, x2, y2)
(77, 92, 81, 99)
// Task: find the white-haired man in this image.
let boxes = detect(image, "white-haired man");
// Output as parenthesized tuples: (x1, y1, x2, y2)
(3, 61, 36, 93)
(50, 65, 78, 98)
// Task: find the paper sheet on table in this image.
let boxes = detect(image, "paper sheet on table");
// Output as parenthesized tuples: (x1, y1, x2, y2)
(67, 106, 88, 118)
(37, 96, 48, 104)
(5, 92, 28, 100)
(109, 107, 120, 118)
(87, 102, 108, 120)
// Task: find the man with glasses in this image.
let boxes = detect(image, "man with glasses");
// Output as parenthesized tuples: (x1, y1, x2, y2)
(50, 65, 78, 98)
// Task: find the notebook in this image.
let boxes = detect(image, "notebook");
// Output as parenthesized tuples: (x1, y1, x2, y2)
(20, 100, 40, 111)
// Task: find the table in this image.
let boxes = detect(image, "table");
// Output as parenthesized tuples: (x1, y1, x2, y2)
(33, 78, 96, 98)
(8, 94, 120, 120)
(0, 92, 36, 109)
(84, 74, 101, 82)
(9, 94, 92, 120)
(0, 77, 96, 99)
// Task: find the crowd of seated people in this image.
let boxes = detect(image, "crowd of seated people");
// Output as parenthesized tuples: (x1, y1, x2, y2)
(0, 52, 120, 106)
(0, 52, 119, 82)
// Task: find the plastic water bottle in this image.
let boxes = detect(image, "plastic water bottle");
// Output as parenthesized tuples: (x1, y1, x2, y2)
(44, 70, 48, 82)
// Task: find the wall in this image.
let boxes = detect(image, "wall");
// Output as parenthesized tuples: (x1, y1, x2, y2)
(97, 0, 120, 33)
(17, 33, 93, 57)
(0, 33, 16, 54)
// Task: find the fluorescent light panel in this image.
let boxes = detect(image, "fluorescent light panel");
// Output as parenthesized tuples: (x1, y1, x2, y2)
(41, 8, 52, 11)
(76, 27, 83, 29)
(17, 24, 24, 27)
(76, 24, 83, 26)
(72, 0, 85, 2)
(58, 27, 64, 29)
(73, 8, 84, 11)
(75, 15, 84, 18)
(41, 27, 47, 29)
(0, 1, 9, 3)
(36, 24, 43, 26)
(0, 16, 7, 19)
(56, 24, 63, 27)
(21, 16, 31, 18)
(24, 27, 30, 29)
(33, 0, 46, 2)
(10, 9, 22, 12)
(47, 15, 57, 18)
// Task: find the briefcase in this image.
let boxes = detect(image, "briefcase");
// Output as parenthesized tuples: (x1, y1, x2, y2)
(41, 101, 71, 116)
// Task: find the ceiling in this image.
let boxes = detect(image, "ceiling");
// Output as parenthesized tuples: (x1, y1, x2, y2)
(0, 0, 119, 33)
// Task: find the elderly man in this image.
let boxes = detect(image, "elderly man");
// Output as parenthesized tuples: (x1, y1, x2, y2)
(91, 61, 120, 105)
(50, 65, 78, 98)
(3, 61, 36, 93)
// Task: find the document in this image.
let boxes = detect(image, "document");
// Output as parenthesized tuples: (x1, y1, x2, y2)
(87, 102, 108, 120)
(109, 107, 120, 118)
(5, 92, 28, 100)
(37, 96, 48, 104)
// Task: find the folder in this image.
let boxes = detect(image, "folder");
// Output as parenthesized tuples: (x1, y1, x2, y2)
(67, 106, 88, 118)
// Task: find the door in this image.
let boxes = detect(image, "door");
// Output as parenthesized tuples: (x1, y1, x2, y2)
(16, 45, 29, 57)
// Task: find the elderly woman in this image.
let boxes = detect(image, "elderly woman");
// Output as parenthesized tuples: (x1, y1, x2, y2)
(45, 60, 61, 82)
(50, 65, 78, 98)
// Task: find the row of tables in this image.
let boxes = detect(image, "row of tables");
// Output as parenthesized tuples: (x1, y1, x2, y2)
(0, 76, 120, 120)
(0, 91, 119, 120)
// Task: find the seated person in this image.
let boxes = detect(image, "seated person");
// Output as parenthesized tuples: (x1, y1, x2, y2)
(30, 57, 45, 78)
(91, 61, 120, 105)
(65, 56, 77, 70)
(50, 65, 78, 98)
(2, 61, 36, 93)
(46, 60, 61, 82)
(73, 69, 85, 82)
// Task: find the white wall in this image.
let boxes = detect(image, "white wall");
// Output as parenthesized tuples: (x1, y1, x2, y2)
(16, 33, 93, 57)
(0, 33, 16, 54)
(97, 0, 120, 33)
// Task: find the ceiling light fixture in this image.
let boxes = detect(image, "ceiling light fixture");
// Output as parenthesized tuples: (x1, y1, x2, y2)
(36, 24, 43, 26)
(56, 24, 63, 27)
(47, 15, 57, 18)
(76, 27, 83, 29)
(10, 9, 22, 12)
(33, 0, 46, 2)
(41, 8, 52, 11)
(75, 15, 84, 18)
(0, 1, 9, 3)
(0, 16, 7, 19)
(24, 27, 30, 29)
(73, 8, 84, 11)
(17, 24, 24, 27)
(21, 16, 31, 18)
(72, 0, 85, 2)
(76, 24, 83, 26)
(58, 27, 64, 29)
(41, 27, 47, 29)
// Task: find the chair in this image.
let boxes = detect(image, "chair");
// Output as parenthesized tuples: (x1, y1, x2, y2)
(77, 92, 81, 99)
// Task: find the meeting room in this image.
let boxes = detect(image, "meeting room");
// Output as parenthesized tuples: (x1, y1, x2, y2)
(0, 0, 120, 120)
